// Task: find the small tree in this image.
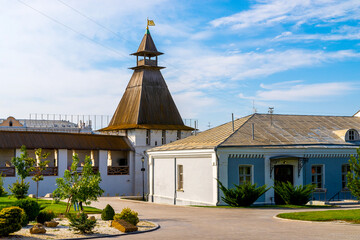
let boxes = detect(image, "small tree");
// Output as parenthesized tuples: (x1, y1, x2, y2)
(347, 147, 360, 199)
(10, 145, 36, 199)
(53, 154, 104, 213)
(30, 149, 50, 199)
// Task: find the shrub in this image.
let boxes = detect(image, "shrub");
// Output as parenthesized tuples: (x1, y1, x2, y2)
(36, 210, 56, 224)
(9, 180, 29, 199)
(0, 173, 7, 197)
(66, 212, 96, 234)
(13, 198, 41, 221)
(218, 180, 269, 207)
(101, 204, 115, 220)
(114, 208, 139, 226)
(0, 206, 26, 237)
(273, 181, 315, 205)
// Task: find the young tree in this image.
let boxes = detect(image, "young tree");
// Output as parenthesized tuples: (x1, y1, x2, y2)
(53, 154, 104, 213)
(30, 149, 50, 199)
(347, 147, 360, 199)
(10, 145, 36, 199)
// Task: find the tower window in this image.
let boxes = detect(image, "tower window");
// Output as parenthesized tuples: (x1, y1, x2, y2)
(162, 130, 166, 145)
(146, 129, 151, 145)
(177, 130, 181, 140)
(346, 129, 359, 141)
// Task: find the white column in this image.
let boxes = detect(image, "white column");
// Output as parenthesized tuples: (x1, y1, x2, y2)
(57, 149, 68, 177)
(148, 155, 153, 202)
(217, 151, 228, 205)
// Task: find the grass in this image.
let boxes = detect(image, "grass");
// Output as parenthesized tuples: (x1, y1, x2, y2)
(0, 196, 102, 214)
(277, 209, 360, 223)
(192, 204, 334, 209)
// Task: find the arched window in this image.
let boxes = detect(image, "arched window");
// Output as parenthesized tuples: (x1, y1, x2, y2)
(9, 121, 13, 127)
(345, 129, 359, 141)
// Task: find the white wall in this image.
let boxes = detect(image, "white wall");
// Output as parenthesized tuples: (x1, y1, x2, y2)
(149, 149, 216, 206)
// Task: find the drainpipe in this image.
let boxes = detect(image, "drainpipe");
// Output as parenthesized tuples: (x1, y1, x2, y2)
(214, 146, 220, 205)
(174, 158, 177, 205)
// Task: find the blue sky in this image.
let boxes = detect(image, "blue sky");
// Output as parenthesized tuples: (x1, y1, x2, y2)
(0, 0, 359, 130)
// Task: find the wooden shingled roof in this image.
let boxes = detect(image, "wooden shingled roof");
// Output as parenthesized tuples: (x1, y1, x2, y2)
(101, 29, 193, 131)
(131, 28, 163, 56)
(149, 114, 360, 151)
(0, 131, 133, 151)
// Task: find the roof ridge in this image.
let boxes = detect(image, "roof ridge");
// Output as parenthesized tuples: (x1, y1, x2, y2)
(216, 114, 255, 148)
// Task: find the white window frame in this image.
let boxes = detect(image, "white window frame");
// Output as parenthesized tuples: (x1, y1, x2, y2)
(177, 164, 184, 191)
(311, 165, 324, 189)
(346, 129, 359, 141)
(238, 165, 253, 185)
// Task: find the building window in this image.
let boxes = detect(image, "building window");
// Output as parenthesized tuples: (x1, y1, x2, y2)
(177, 130, 181, 140)
(177, 165, 183, 191)
(9, 121, 13, 127)
(162, 130, 166, 145)
(346, 129, 359, 141)
(239, 165, 252, 184)
(342, 164, 350, 189)
(311, 165, 323, 188)
(146, 129, 151, 145)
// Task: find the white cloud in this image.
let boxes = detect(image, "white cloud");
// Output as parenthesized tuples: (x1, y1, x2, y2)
(211, 0, 360, 30)
(239, 81, 356, 101)
(163, 48, 360, 95)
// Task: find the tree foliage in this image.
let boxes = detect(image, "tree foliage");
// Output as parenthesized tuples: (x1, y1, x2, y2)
(217, 179, 269, 207)
(11, 145, 35, 181)
(10, 145, 35, 199)
(347, 147, 360, 199)
(273, 181, 315, 205)
(53, 154, 104, 213)
(30, 149, 50, 199)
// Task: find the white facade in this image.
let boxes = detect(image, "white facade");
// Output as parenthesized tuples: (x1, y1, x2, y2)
(123, 129, 192, 197)
(148, 149, 217, 206)
(2, 148, 134, 197)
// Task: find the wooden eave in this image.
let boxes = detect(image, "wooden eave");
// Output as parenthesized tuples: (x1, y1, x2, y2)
(130, 51, 163, 57)
(0, 131, 134, 151)
(100, 124, 194, 131)
(129, 65, 165, 70)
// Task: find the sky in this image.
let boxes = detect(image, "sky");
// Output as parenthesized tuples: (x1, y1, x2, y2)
(0, 0, 359, 131)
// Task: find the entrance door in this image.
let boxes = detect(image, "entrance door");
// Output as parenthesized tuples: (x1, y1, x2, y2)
(274, 165, 293, 204)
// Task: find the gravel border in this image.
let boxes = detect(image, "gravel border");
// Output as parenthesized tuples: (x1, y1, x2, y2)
(3, 216, 159, 240)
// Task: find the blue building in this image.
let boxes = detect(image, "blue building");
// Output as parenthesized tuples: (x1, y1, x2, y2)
(148, 112, 360, 205)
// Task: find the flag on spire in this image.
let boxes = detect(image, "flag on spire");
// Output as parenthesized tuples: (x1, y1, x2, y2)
(147, 19, 155, 27)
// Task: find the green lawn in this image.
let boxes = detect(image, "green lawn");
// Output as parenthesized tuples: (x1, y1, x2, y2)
(192, 204, 333, 209)
(277, 209, 360, 223)
(0, 196, 102, 215)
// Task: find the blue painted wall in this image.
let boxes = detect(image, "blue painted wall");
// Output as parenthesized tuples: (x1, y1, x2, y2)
(228, 157, 265, 203)
(303, 157, 353, 200)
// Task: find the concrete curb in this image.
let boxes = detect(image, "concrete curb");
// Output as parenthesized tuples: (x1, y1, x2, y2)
(60, 221, 160, 240)
(273, 215, 352, 225)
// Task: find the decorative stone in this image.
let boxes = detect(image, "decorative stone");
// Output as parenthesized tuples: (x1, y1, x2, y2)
(30, 223, 46, 234)
(28, 194, 36, 198)
(89, 216, 96, 221)
(111, 219, 138, 233)
(44, 193, 53, 198)
(44, 221, 59, 228)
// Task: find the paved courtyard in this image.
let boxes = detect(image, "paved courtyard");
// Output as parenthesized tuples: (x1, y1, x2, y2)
(90, 198, 360, 240)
